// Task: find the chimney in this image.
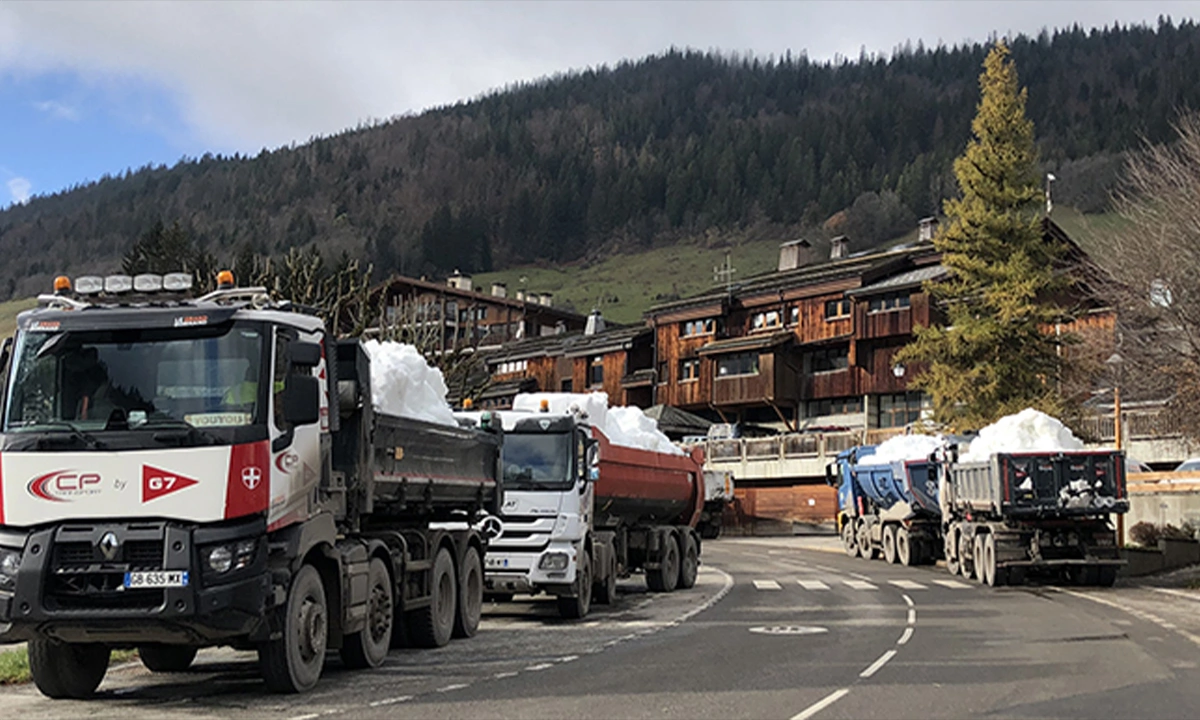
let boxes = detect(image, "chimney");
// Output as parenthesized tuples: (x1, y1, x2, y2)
(584, 309, 605, 336)
(830, 235, 849, 260)
(918, 216, 938, 242)
(447, 270, 473, 292)
(491, 282, 507, 298)
(539, 293, 552, 307)
(777, 238, 812, 272)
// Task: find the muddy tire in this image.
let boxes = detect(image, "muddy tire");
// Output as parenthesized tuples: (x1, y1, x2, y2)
(408, 547, 457, 648)
(138, 644, 198, 673)
(29, 639, 111, 699)
(341, 557, 393, 668)
(841, 521, 858, 557)
(646, 531, 680, 592)
(895, 527, 913, 567)
(981, 534, 998, 587)
(1097, 565, 1118, 587)
(260, 564, 328, 693)
(594, 550, 618, 605)
(453, 546, 483, 639)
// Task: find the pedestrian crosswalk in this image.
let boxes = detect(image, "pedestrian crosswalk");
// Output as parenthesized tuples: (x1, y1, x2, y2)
(748, 576, 976, 592)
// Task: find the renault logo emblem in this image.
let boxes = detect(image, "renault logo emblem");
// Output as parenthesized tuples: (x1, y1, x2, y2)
(98, 532, 120, 561)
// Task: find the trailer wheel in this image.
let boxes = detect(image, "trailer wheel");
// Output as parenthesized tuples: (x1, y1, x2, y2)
(28, 639, 111, 699)
(895, 527, 913, 567)
(677, 532, 699, 590)
(138, 644, 198, 672)
(453, 547, 483, 639)
(981, 535, 998, 587)
(1097, 566, 1118, 587)
(646, 531, 680, 592)
(972, 535, 986, 584)
(260, 564, 328, 693)
(557, 550, 592, 619)
(944, 533, 961, 576)
(408, 547, 457, 648)
(856, 521, 878, 560)
(882, 525, 898, 564)
(841, 522, 858, 557)
(341, 557, 393, 668)
(594, 551, 618, 605)
(959, 534, 975, 580)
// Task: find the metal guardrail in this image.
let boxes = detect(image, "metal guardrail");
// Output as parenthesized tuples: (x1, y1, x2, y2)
(1076, 409, 1183, 443)
(706, 429, 898, 465)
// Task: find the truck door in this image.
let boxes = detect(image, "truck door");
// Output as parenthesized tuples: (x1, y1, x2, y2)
(266, 327, 325, 530)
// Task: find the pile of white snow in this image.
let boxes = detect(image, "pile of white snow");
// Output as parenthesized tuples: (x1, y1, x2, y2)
(362, 340, 457, 426)
(855, 434, 945, 466)
(960, 408, 1083, 462)
(512, 392, 685, 456)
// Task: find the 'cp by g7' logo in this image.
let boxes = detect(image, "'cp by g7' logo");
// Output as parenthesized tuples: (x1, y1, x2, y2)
(241, 467, 263, 491)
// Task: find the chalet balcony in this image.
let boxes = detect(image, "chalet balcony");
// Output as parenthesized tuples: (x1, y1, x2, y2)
(621, 368, 656, 388)
(699, 331, 797, 407)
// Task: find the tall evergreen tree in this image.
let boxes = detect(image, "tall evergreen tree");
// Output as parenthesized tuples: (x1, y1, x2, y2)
(896, 43, 1069, 430)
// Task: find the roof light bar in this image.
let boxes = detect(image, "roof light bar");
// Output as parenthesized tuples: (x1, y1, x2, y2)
(163, 273, 193, 292)
(75, 276, 104, 295)
(53, 276, 71, 294)
(104, 275, 133, 294)
(133, 273, 163, 292)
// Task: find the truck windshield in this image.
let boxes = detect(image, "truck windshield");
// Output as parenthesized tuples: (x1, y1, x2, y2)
(503, 433, 574, 490)
(3, 321, 266, 442)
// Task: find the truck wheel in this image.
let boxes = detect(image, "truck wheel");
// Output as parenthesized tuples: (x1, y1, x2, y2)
(453, 546, 483, 639)
(138, 644, 198, 672)
(944, 533, 961, 576)
(646, 532, 680, 592)
(594, 551, 618, 605)
(895, 527, 913, 567)
(557, 550, 592, 619)
(841, 522, 858, 557)
(28, 639, 111, 699)
(959, 534, 975, 580)
(856, 522, 878, 560)
(981, 535, 998, 587)
(408, 547, 457, 648)
(972, 536, 986, 584)
(341, 557, 393, 668)
(882, 525, 898, 564)
(677, 533, 699, 590)
(259, 564, 328, 693)
(1097, 566, 1118, 587)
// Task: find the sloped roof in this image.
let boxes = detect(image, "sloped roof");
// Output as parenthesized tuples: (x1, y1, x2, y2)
(698, 330, 794, 355)
(644, 404, 713, 438)
(849, 264, 948, 296)
(485, 323, 649, 363)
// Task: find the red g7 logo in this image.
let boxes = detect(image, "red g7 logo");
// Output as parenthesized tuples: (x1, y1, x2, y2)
(143, 466, 198, 502)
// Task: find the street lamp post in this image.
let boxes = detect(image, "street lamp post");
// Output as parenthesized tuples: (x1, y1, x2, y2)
(1106, 352, 1125, 546)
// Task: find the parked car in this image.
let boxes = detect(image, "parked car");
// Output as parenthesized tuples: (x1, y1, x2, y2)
(1174, 458, 1200, 473)
(1127, 458, 1153, 474)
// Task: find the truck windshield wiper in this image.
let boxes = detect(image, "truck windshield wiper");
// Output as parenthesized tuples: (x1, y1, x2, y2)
(141, 419, 220, 446)
(20, 422, 107, 450)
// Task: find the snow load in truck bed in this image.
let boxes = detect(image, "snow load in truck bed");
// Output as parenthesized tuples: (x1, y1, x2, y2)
(854, 433, 944, 465)
(361, 340, 457, 426)
(512, 392, 685, 455)
(960, 408, 1083, 462)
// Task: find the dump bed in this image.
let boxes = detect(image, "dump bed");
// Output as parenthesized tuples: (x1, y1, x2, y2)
(333, 340, 502, 521)
(592, 428, 705, 529)
(835, 447, 940, 517)
(947, 450, 1128, 520)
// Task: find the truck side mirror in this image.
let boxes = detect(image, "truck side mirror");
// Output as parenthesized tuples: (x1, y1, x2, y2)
(283, 375, 321, 426)
(289, 341, 322, 367)
(824, 462, 838, 488)
(586, 442, 600, 482)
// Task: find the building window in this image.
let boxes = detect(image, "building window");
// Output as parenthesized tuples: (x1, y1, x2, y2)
(679, 358, 700, 382)
(716, 352, 759, 377)
(809, 345, 849, 372)
(867, 292, 911, 313)
(825, 298, 851, 319)
(789, 306, 800, 326)
(495, 359, 527, 375)
(751, 310, 782, 331)
(588, 356, 604, 387)
(680, 318, 716, 337)
(805, 397, 863, 417)
(875, 392, 925, 428)
(561, 379, 573, 392)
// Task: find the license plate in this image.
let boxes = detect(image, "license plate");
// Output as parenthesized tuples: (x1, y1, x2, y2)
(124, 571, 189, 588)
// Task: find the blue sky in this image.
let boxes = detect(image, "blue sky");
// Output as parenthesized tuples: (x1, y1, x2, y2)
(2, 1, 1197, 209)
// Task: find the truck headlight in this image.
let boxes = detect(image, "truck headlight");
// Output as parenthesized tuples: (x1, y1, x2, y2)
(204, 539, 259, 575)
(0, 548, 20, 590)
(207, 546, 233, 573)
(538, 552, 569, 571)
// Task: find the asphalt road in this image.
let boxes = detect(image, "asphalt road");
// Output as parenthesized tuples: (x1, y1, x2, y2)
(5, 537, 1200, 719)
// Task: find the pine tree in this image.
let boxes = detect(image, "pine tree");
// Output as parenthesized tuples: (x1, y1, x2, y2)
(895, 42, 1069, 430)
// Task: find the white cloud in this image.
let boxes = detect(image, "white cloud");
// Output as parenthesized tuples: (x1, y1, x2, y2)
(0, 1, 1195, 153)
(32, 99, 79, 121)
(7, 177, 32, 205)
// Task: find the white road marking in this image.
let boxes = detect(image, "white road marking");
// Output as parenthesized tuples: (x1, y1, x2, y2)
(898, 627, 914, 645)
(902, 594, 914, 607)
(889, 579, 926, 590)
(848, 571, 874, 581)
(525, 663, 554, 671)
(790, 688, 851, 720)
(1059, 588, 1200, 649)
(493, 671, 519, 679)
(933, 579, 971, 589)
(437, 683, 469, 692)
(369, 696, 413, 707)
(907, 609, 917, 625)
(559, 655, 579, 662)
(288, 715, 321, 720)
(798, 579, 831, 590)
(754, 580, 782, 590)
(844, 579, 877, 590)
(859, 649, 898, 678)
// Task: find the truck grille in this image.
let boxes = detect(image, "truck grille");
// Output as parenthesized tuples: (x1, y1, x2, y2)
(46, 528, 168, 611)
(47, 571, 164, 611)
(53, 540, 164, 569)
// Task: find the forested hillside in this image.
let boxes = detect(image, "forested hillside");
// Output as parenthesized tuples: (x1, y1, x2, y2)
(1, 19, 1198, 300)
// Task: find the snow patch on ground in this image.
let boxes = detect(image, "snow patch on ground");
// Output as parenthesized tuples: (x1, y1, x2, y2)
(854, 434, 944, 466)
(512, 392, 684, 455)
(961, 408, 1083, 462)
(362, 340, 457, 426)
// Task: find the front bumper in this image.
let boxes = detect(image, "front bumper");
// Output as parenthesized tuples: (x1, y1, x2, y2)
(0, 516, 270, 644)
(484, 544, 578, 594)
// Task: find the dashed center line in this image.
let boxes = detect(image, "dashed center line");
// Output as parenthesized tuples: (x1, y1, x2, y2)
(525, 663, 554, 671)
(437, 683, 469, 693)
(493, 671, 519, 679)
(898, 627, 914, 645)
(368, 696, 413, 707)
(907, 608, 917, 625)
(790, 688, 850, 720)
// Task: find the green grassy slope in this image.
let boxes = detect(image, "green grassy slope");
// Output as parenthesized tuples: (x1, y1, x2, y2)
(0, 297, 36, 340)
